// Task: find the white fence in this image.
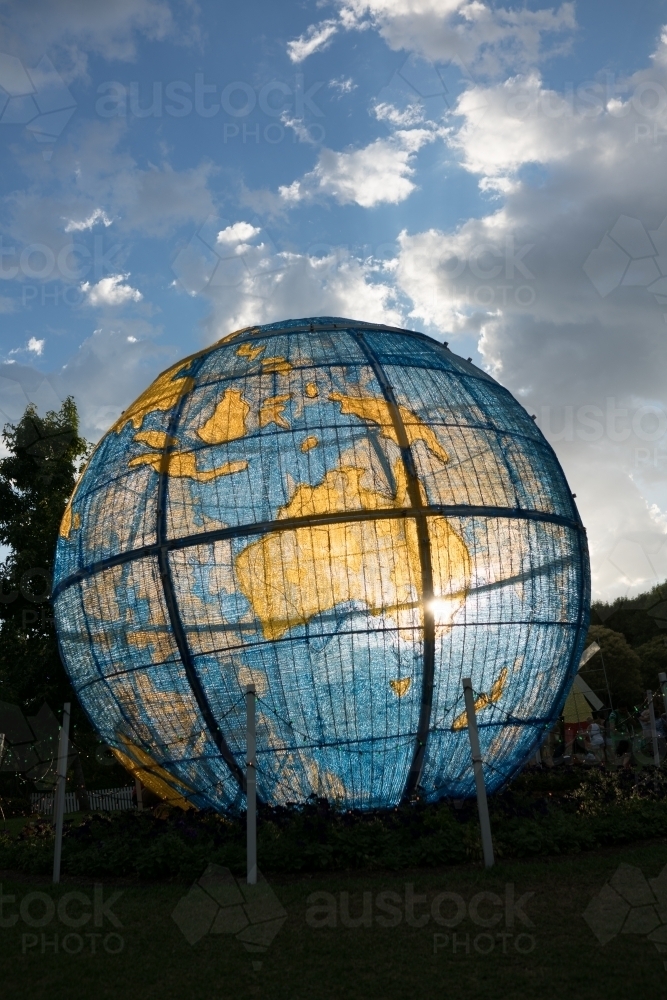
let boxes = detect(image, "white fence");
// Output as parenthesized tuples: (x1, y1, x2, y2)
(31, 792, 79, 815)
(31, 786, 135, 815)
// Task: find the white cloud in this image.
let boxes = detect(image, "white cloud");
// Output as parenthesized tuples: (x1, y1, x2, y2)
(0, 321, 173, 439)
(27, 337, 44, 355)
(289, 1, 576, 76)
(0, 253, 403, 444)
(7, 337, 46, 359)
(6, 120, 217, 253)
(329, 76, 357, 95)
(81, 274, 142, 306)
(0, 360, 64, 427)
(172, 222, 404, 342)
(0, 0, 177, 80)
(373, 101, 424, 126)
(287, 19, 339, 63)
(217, 222, 261, 245)
(63, 208, 113, 232)
(204, 247, 404, 337)
(279, 130, 435, 208)
(57, 321, 176, 437)
(390, 31, 667, 599)
(280, 114, 322, 146)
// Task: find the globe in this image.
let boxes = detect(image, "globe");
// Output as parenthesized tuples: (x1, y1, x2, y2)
(53, 317, 590, 811)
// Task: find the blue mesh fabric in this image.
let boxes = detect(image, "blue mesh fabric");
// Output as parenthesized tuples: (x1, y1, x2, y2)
(53, 318, 590, 810)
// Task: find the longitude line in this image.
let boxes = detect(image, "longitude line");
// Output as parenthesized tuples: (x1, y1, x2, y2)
(155, 354, 248, 797)
(348, 328, 436, 800)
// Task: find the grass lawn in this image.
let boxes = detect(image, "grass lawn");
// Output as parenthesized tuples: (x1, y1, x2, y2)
(1, 839, 666, 999)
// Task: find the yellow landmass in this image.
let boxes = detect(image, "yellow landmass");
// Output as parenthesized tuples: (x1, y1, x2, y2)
(127, 629, 177, 664)
(305, 382, 319, 398)
(237, 342, 265, 361)
(59, 506, 81, 540)
(452, 668, 508, 730)
(113, 674, 201, 810)
(197, 389, 250, 444)
(128, 451, 248, 482)
(112, 361, 196, 433)
(113, 740, 195, 810)
(236, 462, 470, 640)
(304, 757, 346, 801)
(116, 672, 193, 735)
(301, 436, 319, 452)
(262, 356, 291, 374)
(259, 393, 292, 430)
(329, 392, 449, 463)
(390, 678, 411, 697)
(134, 430, 177, 449)
(218, 326, 260, 344)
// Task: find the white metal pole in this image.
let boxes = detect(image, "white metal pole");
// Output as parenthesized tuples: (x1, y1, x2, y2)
(648, 690, 660, 768)
(462, 678, 494, 868)
(659, 672, 667, 719)
(53, 702, 71, 884)
(246, 684, 257, 885)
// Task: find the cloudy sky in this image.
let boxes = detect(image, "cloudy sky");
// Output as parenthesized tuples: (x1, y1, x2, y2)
(0, 0, 666, 601)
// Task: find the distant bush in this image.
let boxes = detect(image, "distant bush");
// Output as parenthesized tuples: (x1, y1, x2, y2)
(2, 768, 667, 879)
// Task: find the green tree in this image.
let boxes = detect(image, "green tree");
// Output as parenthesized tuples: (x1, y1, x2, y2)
(0, 398, 88, 711)
(583, 625, 644, 709)
(636, 635, 667, 694)
(591, 581, 667, 647)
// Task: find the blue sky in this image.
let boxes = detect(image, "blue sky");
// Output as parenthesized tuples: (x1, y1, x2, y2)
(1, 0, 667, 600)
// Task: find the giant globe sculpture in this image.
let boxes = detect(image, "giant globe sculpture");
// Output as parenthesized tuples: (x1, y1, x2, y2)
(53, 318, 589, 811)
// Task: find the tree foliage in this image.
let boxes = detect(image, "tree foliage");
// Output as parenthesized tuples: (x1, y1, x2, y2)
(583, 625, 644, 710)
(590, 581, 667, 647)
(636, 635, 667, 693)
(0, 399, 88, 710)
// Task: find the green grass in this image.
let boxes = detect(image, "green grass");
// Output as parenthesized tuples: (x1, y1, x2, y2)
(2, 840, 667, 999)
(1, 816, 32, 838)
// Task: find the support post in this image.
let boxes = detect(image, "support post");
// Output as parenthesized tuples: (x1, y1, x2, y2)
(246, 684, 257, 885)
(135, 777, 144, 811)
(659, 672, 667, 719)
(462, 678, 494, 868)
(648, 690, 660, 768)
(52, 702, 71, 884)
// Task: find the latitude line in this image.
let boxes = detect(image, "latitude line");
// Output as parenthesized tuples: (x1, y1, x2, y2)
(52, 504, 584, 600)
